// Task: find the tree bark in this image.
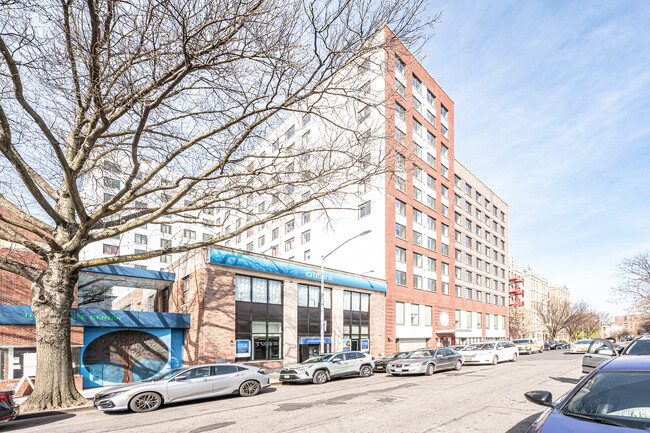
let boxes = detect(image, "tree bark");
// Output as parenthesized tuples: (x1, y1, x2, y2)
(21, 257, 86, 412)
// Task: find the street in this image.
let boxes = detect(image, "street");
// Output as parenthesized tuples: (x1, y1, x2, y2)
(8, 351, 584, 433)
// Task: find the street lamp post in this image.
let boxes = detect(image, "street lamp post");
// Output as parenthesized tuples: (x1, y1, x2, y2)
(320, 230, 371, 354)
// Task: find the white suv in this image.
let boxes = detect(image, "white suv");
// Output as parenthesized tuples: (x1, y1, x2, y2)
(279, 351, 374, 384)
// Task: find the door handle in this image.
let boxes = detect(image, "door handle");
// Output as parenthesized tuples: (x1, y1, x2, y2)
(203, 378, 209, 381)
(585, 355, 592, 358)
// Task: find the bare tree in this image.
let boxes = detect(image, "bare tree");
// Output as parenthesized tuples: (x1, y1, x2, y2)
(613, 251, 650, 314)
(508, 304, 531, 340)
(564, 300, 590, 340)
(0, 0, 435, 411)
(534, 297, 571, 341)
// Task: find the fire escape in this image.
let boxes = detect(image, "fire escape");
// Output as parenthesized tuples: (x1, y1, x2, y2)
(509, 276, 524, 307)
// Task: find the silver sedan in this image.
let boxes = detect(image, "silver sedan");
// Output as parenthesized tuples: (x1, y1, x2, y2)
(93, 363, 270, 413)
(387, 347, 463, 376)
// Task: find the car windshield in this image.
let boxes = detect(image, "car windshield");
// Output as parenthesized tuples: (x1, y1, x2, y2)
(147, 368, 187, 381)
(513, 339, 530, 344)
(576, 340, 591, 344)
(383, 352, 409, 359)
(303, 356, 328, 363)
(407, 350, 432, 359)
(624, 340, 650, 355)
(562, 371, 650, 430)
(464, 343, 495, 351)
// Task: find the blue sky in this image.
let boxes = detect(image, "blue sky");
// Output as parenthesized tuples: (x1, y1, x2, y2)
(420, 1, 650, 315)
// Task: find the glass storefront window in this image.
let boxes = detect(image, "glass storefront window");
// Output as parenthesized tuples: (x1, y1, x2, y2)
(236, 275, 252, 301)
(297, 284, 331, 308)
(252, 278, 268, 303)
(269, 280, 282, 304)
(361, 295, 369, 312)
(351, 292, 361, 311)
(308, 286, 319, 307)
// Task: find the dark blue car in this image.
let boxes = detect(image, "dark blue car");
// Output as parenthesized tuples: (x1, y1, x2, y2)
(524, 355, 650, 432)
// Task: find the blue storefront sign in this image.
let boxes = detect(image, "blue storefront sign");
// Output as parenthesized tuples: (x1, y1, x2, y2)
(235, 339, 251, 358)
(298, 337, 332, 345)
(209, 249, 386, 292)
(361, 339, 370, 351)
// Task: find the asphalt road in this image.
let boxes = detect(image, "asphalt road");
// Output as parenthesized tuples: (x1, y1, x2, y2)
(7, 350, 585, 433)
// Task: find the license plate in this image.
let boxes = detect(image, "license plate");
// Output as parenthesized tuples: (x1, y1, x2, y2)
(376, 366, 383, 369)
(465, 358, 472, 361)
(282, 375, 290, 379)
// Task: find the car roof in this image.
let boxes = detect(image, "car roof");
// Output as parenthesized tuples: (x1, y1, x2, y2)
(599, 355, 650, 371)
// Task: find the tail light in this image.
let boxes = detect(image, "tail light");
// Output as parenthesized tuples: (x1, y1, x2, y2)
(0, 390, 14, 405)
(372, 357, 375, 360)
(258, 369, 266, 375)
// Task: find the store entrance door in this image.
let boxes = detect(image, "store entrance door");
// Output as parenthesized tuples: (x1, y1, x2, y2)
(298, 337, 331, 362)
(299, 344, 321, 362)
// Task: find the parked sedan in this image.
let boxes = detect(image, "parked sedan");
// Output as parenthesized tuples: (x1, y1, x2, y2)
(0, 390, 18, 423)
(387, 348, 462, 376)
(460, 341, 518, 365)
(524, 356, 650, 432)
(373, 352, 410, 372)
(93, 363, 269, 413)
(547, 341, 559, 350)
(570, 339, 593, 353)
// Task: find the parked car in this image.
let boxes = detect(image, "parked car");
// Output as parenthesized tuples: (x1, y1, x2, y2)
(547, 341, 559, 350)
(558, 341, 570, 350)
(460, 341, 518, 365)
(543, 341, 551, 351)
(93, 363, 269, 413)
(280, 351, 374, 384)
(387, 348, 462, 376)
(570, 339, 593, 353)
(450, 344, 467, 351)
(513, 338, 543, 355)
(374, 352, 410, 372)
(582, 335, 650, 373)
(0, 390, 18, 423)
(524, 355, 650, 432)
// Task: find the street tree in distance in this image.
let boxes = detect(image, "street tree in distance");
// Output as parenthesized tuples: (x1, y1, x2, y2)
(613, 251, 650, 314)
(0, 0, 435, 411)
(534, 297, 571, 341)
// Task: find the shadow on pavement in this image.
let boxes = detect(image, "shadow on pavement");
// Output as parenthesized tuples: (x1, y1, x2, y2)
(505, 411, 543, 433)
(4, 412, 76, 431)
(549, 376, 580, 384)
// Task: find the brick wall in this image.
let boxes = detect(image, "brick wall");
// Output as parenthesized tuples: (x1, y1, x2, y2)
(0, 375, 84, 397)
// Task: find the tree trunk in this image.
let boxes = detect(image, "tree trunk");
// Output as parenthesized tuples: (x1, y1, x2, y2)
(21, 257, 86, 412)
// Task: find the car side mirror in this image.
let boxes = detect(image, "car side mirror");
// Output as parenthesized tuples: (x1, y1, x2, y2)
(524, 390, 556, 408)
(331, 360, 340, 364)
(174, 375, 187, 381)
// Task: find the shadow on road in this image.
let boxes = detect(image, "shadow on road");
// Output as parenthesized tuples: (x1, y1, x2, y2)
(549, 376, 580, 384)
(6, 412, 76, 431)
(505, 411, 543, 433)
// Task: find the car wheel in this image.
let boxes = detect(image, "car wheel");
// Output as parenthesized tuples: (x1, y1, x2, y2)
(359, 365, 372, 377)
(239, 380, 260, 397)
(511, 352, 518, 362)
(527, 349, 532, 355)
(312, 370, 328, 384)
(129, 392, 162, 413)
(454, 360, 462, 371)
(425, 363, 435, 376)
(492, 356, 498, 365)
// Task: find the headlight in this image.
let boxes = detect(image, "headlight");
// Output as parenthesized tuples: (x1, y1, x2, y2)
(99, 391, 125, 400)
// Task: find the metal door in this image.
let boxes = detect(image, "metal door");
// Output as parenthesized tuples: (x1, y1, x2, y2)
(211, 365, 243, 395)
(582, 339, 616, 373)
(166, 366, 213, 401)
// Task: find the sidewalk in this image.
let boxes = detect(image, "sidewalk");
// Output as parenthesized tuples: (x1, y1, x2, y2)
(15, 374, 282, 419)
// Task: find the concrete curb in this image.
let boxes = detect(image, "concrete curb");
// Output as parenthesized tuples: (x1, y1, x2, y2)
(16, 403, 95, 420)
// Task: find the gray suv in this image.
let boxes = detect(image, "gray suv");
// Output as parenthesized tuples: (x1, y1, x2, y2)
(280, 351, 374, 384)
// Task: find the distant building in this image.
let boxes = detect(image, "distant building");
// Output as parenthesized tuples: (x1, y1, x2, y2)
(612, 314, 643, 336)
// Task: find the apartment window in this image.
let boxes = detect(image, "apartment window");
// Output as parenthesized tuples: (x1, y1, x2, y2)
(246, 242, 254, 251)
(441, 223, 449, 237)
(427, 257, 436, 272)
(301, 230, 311, 244)
(427, 278, 436, 292)
(358, 201, 371, 218)
(395, 128, 406, 146)
(441, 164, 448, 178)
(413, 97, 422, 113)
(395, 176, 406, 193)
(426, 110, 435, 125)
(395, 199, 406, 216)
(135, 234, 148, 244)
(203, 233, 214, 242)
(413, 208, 422, 225)
(104, 177, 120, 189)
(396, 246, 407, 263)
(426, 90, 435, 105)
(103, 244, 119, 255)
(455, 231, 461, 242)
(285, 219, 295, 233)
(395, 223, 407, 239)
(358, 106, 370, 123)
(455, 194, 461, 206)
(284, 238, 294, 251)
(411, 304, 420, 325)
(395, 103, 406, 122)
(427, 174, 435, 190)
(395, 79, 406, 97)
(441, 104, 448, 120)
(413, 186, 422, 202)
(304, 250, 311, 260)
(441, 243, 449, 256)
(103, 160, 120, 174)
(160, 254, 172, 264)
(426, 195, 436, 210)
(426, 152, 436, 168)
(396, 302, 405, 325)
(271, 228, 279, 240)
(246, 227, 254, 238)
(103, 193, 113, 202)
(441, 262, 449, 276)
(159, 239, 171, 249)
(258, 236, 266, 248)
(466, 270, 472, 283)
(424, 306, 433, 326)
(413, 165, 423, 181)
(183, 230, 195, 240)
(441, 185, 448, 199)
(396, 270, 407, 286)
(413, 118, 422, 136)
(412, 75, 422, 93)
(286, 125, 295, 140)
(442, 282, 449, 294)
(413, 275, 423, 290)
(427, 237, 436, 251)
(301, 212, 310, 225)
(455, 249, 461, 260)
(395, 56, 405, 75)
(465, 236, 472, 248)
(455, 310, 460, 328)
(413, 230, 423, 246)
(441, 204, 448, 217)
(413, 252, 423, 268)
(302, 112, 311, 127)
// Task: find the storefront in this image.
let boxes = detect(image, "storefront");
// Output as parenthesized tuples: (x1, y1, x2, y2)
(167, 248, 386, 368)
